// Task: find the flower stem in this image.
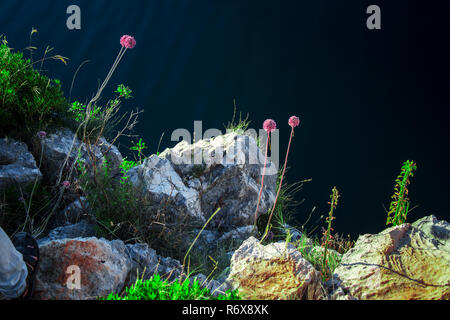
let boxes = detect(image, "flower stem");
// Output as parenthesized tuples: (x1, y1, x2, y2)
(254, 133, 270, 227)
(261, 127, 294, 242)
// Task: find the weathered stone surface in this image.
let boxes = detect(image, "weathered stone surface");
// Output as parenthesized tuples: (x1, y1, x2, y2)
(38, 129, 123, 185)
(126, 155, 204, 224)
(412, 215, 450, 251)
(189, 225, 257, 253)
(280, 224, 305, 243)
(0, 138, 42, 192)
(51, 197, 91, 228)
(159, 133, 277, 231)
(322, 275, 357, 300)
(217, 225, 257, 244)
(37, 220, 96, 246)
(124, 243, 184, 287)
(226, 237, 323, 300)
(332, 215, 450, 300)
(33, 237, 131, 300)
(190, 273, 233, 298)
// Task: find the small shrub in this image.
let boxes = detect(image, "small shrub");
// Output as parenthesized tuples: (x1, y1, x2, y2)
(0, 35, 70, 140)
(70, 84, 136, 143)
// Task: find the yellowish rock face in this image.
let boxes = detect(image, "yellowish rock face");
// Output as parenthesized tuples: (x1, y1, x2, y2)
(234, 257, 308, 300)
(334, 221, 450, 300)
(227, 237, 323, 300)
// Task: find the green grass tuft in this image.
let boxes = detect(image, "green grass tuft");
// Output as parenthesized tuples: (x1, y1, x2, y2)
(100, 273, 241, 300)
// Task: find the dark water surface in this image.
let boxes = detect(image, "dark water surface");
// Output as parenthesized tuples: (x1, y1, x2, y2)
(1, 0, 449, 239)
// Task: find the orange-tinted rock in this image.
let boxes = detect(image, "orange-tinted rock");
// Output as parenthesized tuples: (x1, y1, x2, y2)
(33, 237, 130, 300)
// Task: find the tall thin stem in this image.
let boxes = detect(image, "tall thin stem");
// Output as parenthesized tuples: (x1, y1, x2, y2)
(260, 127, 294, 242)
(254, 133, 270, 226)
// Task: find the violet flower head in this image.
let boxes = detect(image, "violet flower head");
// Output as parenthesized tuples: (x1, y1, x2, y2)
(36, 131, 47, 139)
(288, 116, 300, 128)
(62, 181, 71, 188)
(263, 119, 277, 133)
(120, 35, 136, 49)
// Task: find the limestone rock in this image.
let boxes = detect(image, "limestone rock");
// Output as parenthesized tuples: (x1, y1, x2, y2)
(126, 155, 204, 225)
(37, 129, 122, 185)
(159, 133, 277, 231)
(124, 243, 184, 287)
(332, 215, 450, 300)
(51, 197, 91, 228)
(37, 220, 96, 246)
(190, 273, 233, 298)
(0, 138, 42, 192)
(226, 237, 323, 300)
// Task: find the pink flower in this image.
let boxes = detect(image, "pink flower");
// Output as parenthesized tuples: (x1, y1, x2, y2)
(288, 116, 300, 128)
(262, 115, 301, 242)
(62, 181, 71, 188)
(263, 119, 277, 133)
(36, 131, 47, 139)
(120, 35, 136, 49)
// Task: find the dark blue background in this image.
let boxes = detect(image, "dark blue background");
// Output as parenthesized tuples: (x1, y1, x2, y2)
(1, 0, 449, 239)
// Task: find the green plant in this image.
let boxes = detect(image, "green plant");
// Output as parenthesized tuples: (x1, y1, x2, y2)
(386, 160, 417, 227)
(118, 158, 138, 185)
(224, 99, 251, 134)
(100, 273, 241, 300)
(0, 34, 70, 139)
(130, 138, 148, 164)
(319, 230, 354, 255)
(256, 166, 310, 244)
(0, 182, 55, 238)
(75, 155, 143, 242)
(69, 84, 136, 143)
(183, 207, 221, 268)
(295, 231, 342, 283)
(115, 83, 133, 99)
(321, 186, 339, 281)
(69, 101, 101, 123)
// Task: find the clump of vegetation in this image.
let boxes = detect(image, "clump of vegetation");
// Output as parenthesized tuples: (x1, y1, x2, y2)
(320, 186, 339, 281)
(386, 160, 417, 227)
(319, 230, 354, 255)
(69, 84, 137, 143)
(0, 183, 55, 237)
(101, 273, 241, 300)
(0, 34, 70, 140)
(297, 235, 342, 283)
(256, 165, 310, 244)
(224, 100, 251, 134)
